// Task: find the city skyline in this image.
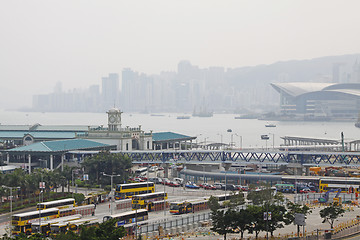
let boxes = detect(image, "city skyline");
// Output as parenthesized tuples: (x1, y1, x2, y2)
(2, 0, 360, 110)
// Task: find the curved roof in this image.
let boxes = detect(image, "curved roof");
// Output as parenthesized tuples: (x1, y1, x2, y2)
(271, 82, 334, 97)
(271, 82, 360, 99)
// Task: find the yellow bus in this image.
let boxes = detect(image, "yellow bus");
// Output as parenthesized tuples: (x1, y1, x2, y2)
(115, 182, 154, 200)
(103, 209, 148, 227)
(132, 192, 167, 211)
(31, 214, 82, 236)
(37, 198, 76, 210)
(50, 217, 99, 235)
(319, 177, 360, 193)
(12, 208, 60, 236)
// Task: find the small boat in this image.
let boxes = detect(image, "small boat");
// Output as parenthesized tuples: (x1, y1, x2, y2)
(261, 135, 269, 140)
(227, 129, 232, 132)
(265, 123, 276, 127)
(177, 116, 190, 119)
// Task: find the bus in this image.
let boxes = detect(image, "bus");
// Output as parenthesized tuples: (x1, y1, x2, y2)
(275, 184, 296, 193)
(37, 198, 76, 210)
(31, 214, 82, 236)
(319, 177, 360, 193)
(115, 182, 155, 200)
(135, 167, 148, 175)
(169, 198, 208, 214)
(103, 209, 148, 227)
(59, 204, 96, 217)
(12, 208, 60, 235)
(132, 192, 168, 211)
(50, 217, 98, 235)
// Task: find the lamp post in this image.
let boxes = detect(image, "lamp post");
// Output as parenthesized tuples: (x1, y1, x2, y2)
(230, 134, 234, 148)
(217, 134, 223, 150)
(102, 172, 121, 215)
(2, 185, 20, 237)
(195, 134, 202, 149)
(235, 133, 242, 149)
(204, 137, 208, 150)
(269, 133, 275, 149)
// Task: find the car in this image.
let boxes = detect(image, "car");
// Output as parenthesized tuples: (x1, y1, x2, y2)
(213, 183, 223, 189)
(169, 181, 180, 187)
(300, 188, 315, 193)
(149, 177, 163, 184)
(203, 184, 216, 190)
(185, 182, 200, 189)
(221, 184, 237, 191)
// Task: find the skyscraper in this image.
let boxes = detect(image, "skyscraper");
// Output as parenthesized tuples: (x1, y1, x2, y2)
(102, 73, 119, 111)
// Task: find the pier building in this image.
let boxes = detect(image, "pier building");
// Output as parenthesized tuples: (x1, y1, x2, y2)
(271, 82, 360, 120)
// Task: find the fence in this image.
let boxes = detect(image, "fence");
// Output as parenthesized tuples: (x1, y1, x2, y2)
(135, 211, 211, 235)
(294, 193, 357, 204)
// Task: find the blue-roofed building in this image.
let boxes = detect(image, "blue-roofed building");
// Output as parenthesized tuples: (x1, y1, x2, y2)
(152, 132, 196, 150)
(4, 139, 115, 173)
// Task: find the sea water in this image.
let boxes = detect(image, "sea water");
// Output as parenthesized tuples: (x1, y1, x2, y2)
(0, 110, 359, 149)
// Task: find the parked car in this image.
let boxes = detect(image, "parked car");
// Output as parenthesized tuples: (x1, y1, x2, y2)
(173, 178, 184, 185)
(203, 184, 216, 190)
(213, 183, 223, 189)
(149, 177, 163, 184)
(185, 182, 200, 189)
(169, 181, 181, 187)
(221, 184, 237, 191)
(300, 188, 315, 193)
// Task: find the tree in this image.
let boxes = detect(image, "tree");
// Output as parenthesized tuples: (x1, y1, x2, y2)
(211, 209, 235, 240)
(267, 204, 288, 237)
(247, 188, 272, 205)
(320, 204, 345, 229)
(246, 205, 264, 239)
(285, 202, 312, 236)
(81, 152, 132, 186)
(232, 209, 252, 239)
(208, 195, 221, 212)
(224, 191, 245, 209)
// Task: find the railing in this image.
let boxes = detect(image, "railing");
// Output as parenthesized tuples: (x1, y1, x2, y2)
(137, 212, 211, 234)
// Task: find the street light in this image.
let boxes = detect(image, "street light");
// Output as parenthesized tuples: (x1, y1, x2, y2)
(204, 137, 209, 150)
(269, 133, 275, 149)
(2, 185, 20, 237)
(235, 133, 242, 149)
(195, 134, 202, 149)
(102, 172, 121, 215)
(217, 134, 223, 150)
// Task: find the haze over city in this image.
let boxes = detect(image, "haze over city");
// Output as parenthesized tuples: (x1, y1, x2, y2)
(1, 0, 360, 110)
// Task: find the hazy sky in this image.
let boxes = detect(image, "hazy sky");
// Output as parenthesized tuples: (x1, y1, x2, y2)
(1, 0, 360, 109)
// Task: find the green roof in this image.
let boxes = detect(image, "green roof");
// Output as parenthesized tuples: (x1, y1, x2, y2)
(152, 132, 195, 142)
(0, 125, 94, 132)
(0, 131, 82, 139)
(6, 139, 111, 153)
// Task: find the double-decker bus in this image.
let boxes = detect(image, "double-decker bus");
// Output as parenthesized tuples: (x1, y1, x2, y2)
(169, 198, 208, 214)
(12, 208, 60, 235)
(37, 198, 76, 210)
(31, 214, 82, 236)
(132, 192, 167, 211)
(115, 182, 154, 200)
(50, 217, 98, 235)
(319, 177, 360, 193)
(103, 209, 148, 226)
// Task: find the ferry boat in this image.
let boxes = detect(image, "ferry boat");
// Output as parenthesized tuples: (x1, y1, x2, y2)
(177, 116, 191, 119)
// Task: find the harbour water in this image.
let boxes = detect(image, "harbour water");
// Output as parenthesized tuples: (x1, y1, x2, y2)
(1, 110, 359, 149)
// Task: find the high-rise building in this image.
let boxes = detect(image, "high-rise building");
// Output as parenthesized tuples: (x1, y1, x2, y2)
(102, 73, 119, 111)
